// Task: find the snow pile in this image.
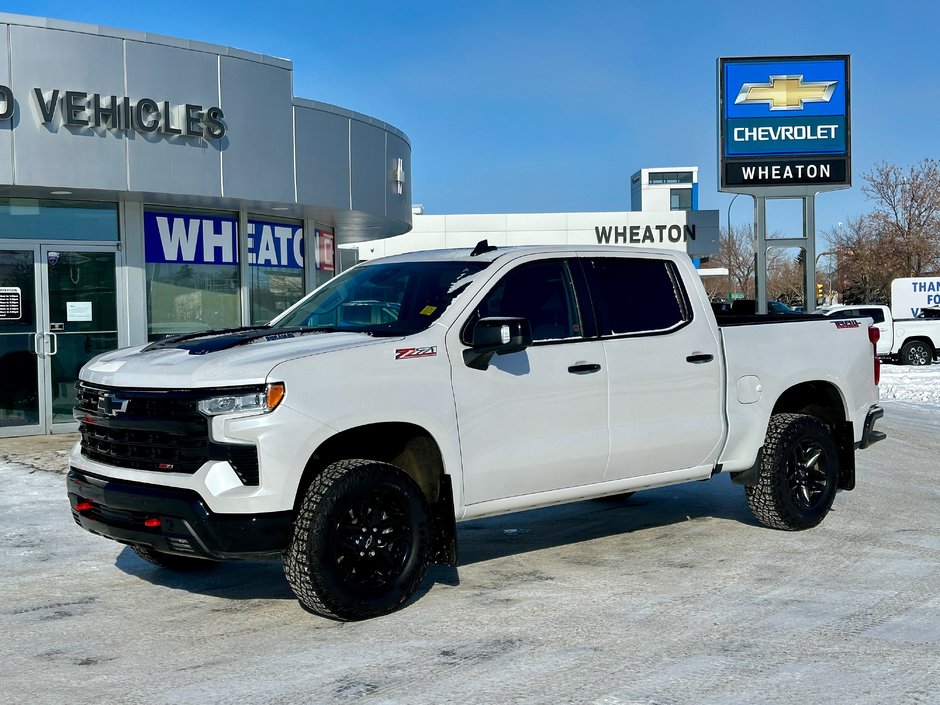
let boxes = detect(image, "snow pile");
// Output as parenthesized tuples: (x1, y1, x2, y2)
(879, 363, 940, 407)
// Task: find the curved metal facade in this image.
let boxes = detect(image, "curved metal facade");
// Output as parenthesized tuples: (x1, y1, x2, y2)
(0, 13, 412, 240)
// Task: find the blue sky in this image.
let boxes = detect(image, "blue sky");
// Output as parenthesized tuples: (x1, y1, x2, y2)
(5, 1, 939, 240)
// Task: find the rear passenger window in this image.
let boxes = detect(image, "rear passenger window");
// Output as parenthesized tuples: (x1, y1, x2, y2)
(587, 258, 689, 335)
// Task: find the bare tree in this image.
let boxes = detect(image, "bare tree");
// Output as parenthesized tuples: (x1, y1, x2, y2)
(766, 248, 805, 306)
(820, 216, 893, 303)
(862, 159, 940, 277)
(707, 223, 757, 300)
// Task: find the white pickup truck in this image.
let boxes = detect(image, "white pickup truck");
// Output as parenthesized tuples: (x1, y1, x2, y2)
(67, 244, 885, 620)
(819, 303, 940, 365)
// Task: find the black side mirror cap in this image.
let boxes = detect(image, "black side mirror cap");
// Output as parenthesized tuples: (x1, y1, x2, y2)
(463, 317, 533, 370)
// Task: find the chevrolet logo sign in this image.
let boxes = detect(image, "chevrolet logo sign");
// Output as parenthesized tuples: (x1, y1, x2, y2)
(97, 393, 130, 416)
(735, 75, 837, 111)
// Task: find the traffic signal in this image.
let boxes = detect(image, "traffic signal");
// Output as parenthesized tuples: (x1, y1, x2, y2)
(816, 282, 824, 300)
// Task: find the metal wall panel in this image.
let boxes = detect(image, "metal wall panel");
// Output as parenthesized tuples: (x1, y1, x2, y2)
(219, 56, 294, 202)
(350, 120, 386, 216)
(125, 41, 222, 197)
(0, 24, 12, 185)
(294, 106, 350, 209)
(9, 25, 127, 190)
(385, 133, 411, 225)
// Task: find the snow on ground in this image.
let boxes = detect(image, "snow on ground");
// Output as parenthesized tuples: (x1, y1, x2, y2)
(878, 362, 940, 407)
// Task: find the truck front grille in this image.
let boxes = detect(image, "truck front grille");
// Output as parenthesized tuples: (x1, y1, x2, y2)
(76, 383, 260, 485)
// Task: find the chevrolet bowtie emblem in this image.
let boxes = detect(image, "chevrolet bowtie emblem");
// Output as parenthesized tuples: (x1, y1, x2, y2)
(735, 75, 837, 111)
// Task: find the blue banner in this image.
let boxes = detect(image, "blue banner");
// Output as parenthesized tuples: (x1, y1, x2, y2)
(725, 116, 846, 156)
(144, 211, 238, 265)
(247, 219, 304, 269)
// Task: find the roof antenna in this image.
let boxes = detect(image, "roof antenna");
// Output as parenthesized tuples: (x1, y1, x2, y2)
(470, 239, 497, 257)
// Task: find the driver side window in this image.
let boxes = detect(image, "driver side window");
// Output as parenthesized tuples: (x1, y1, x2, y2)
(471, 260, 582, 343)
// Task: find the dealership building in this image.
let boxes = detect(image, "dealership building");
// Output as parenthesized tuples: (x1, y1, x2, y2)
(0, 13, 413, 436)
(341, 166, 719, 262)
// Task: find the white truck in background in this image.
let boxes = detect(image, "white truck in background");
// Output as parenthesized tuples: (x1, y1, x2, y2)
(67, 244, 885, 620)
(820, 303, 940, 365)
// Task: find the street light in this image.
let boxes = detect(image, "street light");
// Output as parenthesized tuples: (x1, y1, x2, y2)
(725, 193, 747, 301)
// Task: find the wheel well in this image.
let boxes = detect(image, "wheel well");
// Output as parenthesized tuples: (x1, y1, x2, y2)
(295, 422, 445, 510)
(770, 381, 855, 490)
(901, 337, 935, 351)
(771, 381, 846, 425)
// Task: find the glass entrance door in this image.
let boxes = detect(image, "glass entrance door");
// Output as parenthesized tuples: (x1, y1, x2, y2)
(0, 244, 120, 436)
(0, 247, 42, 434)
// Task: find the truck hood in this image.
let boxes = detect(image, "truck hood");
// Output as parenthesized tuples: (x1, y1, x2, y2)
(80, 328, 391, 389)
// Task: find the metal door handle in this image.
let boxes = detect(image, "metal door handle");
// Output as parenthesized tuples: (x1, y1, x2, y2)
(33, 332, 43, 355)
(568, 363, 601, 375)
(686, 353, 714, 364)
(46, 332, 58, 356)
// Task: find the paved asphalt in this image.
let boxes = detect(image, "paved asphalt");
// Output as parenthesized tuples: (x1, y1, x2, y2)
(1, 401, 938, 705)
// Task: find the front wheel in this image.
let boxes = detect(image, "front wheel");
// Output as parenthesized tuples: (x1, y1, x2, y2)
(901, 340, 933, 366)
(284, 459, 431, 621)
(745, 414, 839, 531)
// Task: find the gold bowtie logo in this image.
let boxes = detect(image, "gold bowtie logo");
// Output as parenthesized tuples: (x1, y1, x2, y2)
(735, 75, 837, 111)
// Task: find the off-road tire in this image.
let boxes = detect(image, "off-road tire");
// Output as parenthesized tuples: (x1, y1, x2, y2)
(745, 413, 839, 531)
(131, 545, 218, 571)
(901, 340, 933, 366)
(284, 459, 431, 621)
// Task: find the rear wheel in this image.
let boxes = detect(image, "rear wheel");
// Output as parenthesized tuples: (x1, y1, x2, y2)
(745, 413, 839, 531)
(131, 545, 218, 571)
(284, 459, 430, 621)
(901, 340, 933, 366)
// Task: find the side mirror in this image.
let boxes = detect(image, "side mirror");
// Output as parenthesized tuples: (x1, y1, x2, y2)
(463, 317, 533, 370)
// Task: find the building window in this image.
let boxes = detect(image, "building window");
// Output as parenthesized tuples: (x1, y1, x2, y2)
(143, 208, 240, 340)
(648, 171, 693, 185)
(670, 188, 693, 211)
(0, 198, 118, 240)
(246, 219, 336, 325)
(247, 217, 306, 325)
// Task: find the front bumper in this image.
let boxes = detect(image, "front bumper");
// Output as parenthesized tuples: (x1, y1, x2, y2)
(857, 405, 887, 450)
(67, 468, 292, 560)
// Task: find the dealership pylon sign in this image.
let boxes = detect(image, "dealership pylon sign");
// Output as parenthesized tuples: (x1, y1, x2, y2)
(719, 55, 851, 194)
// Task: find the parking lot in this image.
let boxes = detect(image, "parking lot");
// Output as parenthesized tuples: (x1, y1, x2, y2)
(2, 399, 938, 705)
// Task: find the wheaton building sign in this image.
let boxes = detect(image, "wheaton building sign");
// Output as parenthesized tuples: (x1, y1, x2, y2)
(0, 84, 226, 139)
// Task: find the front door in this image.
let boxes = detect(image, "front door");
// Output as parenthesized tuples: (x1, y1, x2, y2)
(449, 257, 610, 510)
(0, 244, 121, 436)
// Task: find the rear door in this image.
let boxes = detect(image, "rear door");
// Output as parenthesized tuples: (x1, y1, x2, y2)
(582, 255, 724, 481)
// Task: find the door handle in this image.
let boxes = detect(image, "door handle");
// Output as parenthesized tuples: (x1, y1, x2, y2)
(33, 332, 43, 356)
(568, 363, 601, 375)
(46, 332, 58, 356)
(686, 353, 714, 364)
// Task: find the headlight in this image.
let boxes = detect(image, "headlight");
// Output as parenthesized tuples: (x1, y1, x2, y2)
(198, 383, 285, 417)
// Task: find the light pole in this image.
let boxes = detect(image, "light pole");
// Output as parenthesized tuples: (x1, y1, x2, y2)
(726, 194, 741, 300)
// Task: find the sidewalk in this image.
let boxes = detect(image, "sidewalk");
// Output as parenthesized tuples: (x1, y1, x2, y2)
(0, 433, 78, 474)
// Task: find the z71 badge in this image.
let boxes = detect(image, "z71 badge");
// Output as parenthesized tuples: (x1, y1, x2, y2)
(395, 346, 437, 360)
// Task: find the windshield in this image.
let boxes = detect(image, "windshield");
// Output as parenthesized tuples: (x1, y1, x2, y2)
(273, 260, 487, 336)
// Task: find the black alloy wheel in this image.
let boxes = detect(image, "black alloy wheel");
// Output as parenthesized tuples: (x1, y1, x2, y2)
(785, 437, 831, 513)
(329, 487, 415, 593)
